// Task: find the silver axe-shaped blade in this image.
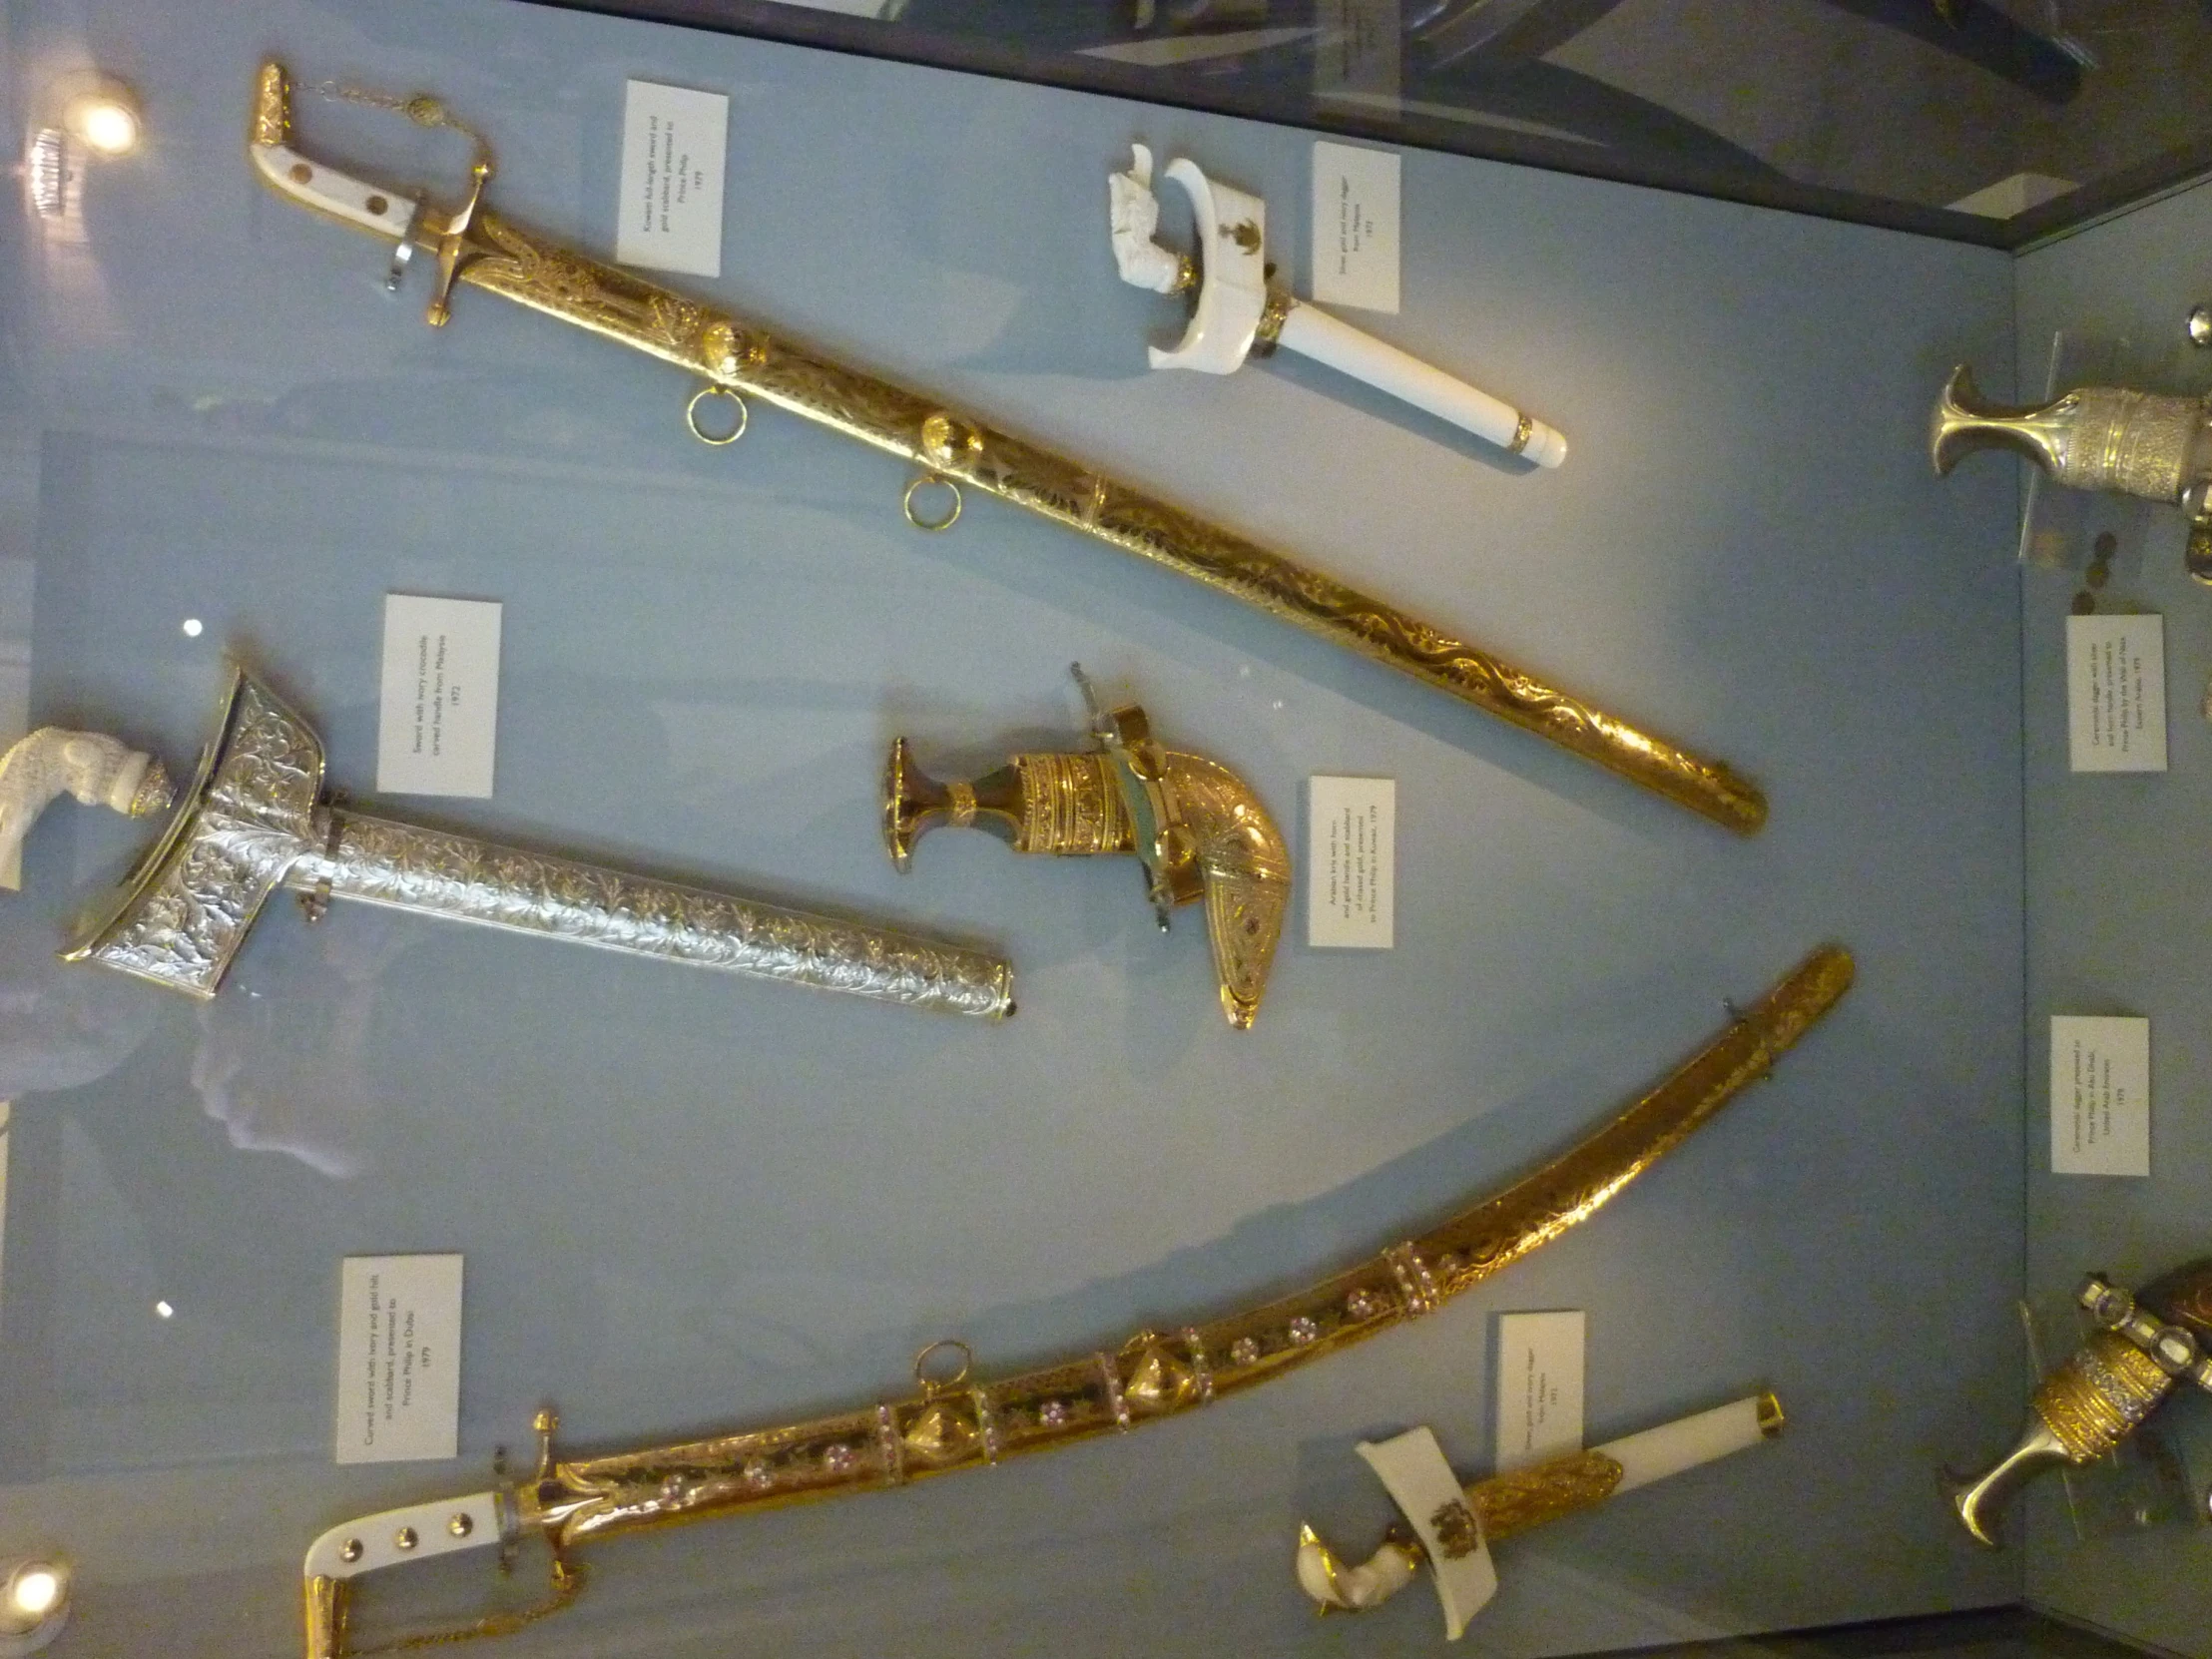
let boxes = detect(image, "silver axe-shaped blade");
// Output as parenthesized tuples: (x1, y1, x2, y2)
(32, 666, 1013, 1017)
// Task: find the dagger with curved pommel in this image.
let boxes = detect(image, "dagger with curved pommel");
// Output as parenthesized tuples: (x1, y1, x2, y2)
(1932, 363, 2212, 583)
(1108, 144, 1568, 468)
(1296, 1392, 1783, 1636)
(292, 946, 1850, 1659)
(14, 664, 1013, 1017)
(885, 666, 1287, 1028)
(246, 60, 1764, 835)
(1944, 1262, 2212, 1547)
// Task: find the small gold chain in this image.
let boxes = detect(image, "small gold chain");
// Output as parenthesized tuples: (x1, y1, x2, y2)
(308, 79, 492, 175)
(346, 1560, 585, 1655)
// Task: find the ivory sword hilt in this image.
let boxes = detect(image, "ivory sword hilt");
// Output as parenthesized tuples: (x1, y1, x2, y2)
(1109, 145, 1568, 467)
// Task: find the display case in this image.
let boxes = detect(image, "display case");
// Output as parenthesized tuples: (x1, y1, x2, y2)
(0, 2, 2201, 1656)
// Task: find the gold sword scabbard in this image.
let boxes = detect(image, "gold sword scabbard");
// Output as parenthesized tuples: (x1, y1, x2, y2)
(299, 946, 1849, 1656)
(248, 62, 1766, 835)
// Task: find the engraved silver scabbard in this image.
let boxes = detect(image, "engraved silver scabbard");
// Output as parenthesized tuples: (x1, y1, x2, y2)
(62, 667, 1013, 1018)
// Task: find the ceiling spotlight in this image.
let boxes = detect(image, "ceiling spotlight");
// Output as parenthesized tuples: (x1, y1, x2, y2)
(0, 1556, 71, 1654)
(61, 80, 140, 158)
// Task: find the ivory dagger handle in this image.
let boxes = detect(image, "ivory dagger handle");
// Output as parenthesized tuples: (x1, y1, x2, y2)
(1273, 301, 1568, 468)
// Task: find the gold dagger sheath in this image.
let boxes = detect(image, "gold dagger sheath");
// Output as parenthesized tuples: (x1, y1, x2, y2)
(301, 945, 1851, 1657)
(247, 61, 1766, 835)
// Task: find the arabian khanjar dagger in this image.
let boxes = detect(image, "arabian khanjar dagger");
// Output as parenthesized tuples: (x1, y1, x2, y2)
(292, 946, 1850, 1658)
(246, 60, 1767, 835)
(8, 665, 1013, 1017)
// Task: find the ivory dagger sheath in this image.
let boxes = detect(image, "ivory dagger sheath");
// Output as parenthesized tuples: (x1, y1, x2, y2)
(247, 62, 1766, 835)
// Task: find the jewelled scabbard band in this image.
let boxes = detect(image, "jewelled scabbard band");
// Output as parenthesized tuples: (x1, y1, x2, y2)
(516, 947, 1851, 1551)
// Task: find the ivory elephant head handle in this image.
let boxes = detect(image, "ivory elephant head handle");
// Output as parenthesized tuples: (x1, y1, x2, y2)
(885, 666, 1289, 1028)
(0, 728, 175, 869)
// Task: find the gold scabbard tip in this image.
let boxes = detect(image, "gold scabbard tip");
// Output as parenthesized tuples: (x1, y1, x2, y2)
(1756, 1391, 1785, 1437)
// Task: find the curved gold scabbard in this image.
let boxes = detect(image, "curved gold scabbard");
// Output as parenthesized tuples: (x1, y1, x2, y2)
(516, 946, 1850, 1552)
(247, 62, 1764, 834)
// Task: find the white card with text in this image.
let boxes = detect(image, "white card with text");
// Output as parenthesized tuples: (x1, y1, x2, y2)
(1309, 776, 1395, 947)
(334, 1255, 463, 1464)
(615, 80, 729, 278)
(1495, 1311, 1585, 1472)
(1312, 141, 1400, 313)
(2050, 1015, 2150, 1176)
(377, 595, 501, 798)
(2066, 614, 2166, 773)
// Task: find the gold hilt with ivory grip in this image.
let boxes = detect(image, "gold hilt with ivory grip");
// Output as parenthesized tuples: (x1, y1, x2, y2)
(247, 60, 1766, 835)
(1944, 1261, 2212, 1546)
(1931, 364, 2212, 582)
(885, 667, 1288, 1028)
(296, 946, 1852, 1658)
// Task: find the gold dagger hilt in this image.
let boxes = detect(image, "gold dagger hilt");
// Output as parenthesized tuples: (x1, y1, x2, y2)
(886, 667, 1290, 1028)
(1944, 1261, 2212, 1547)
(1932, 363, 2212, 581)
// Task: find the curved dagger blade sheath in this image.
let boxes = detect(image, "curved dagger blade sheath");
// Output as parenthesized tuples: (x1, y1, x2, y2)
(248, 61, 1766, 835)
(61, 666, 1014, 1018)
(299, 945, 1850, 1657)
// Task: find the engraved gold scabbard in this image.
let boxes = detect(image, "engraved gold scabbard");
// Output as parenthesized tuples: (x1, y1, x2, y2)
(299, 946, 1849, 1656)
(248, 61, 1765, 834)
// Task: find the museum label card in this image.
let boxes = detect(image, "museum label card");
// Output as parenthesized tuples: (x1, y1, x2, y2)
(377, 595, 501, 798)
(615, 80, 728, 278)
(2066, 614, 2166, 773)
(334, 1254, 463, 1464)
(1312, 141, 1400, 313)
(1308, 776, 1394, 947)
(1495, 1310, 1584, 1472)
(2050, 1015, 2150, 1177)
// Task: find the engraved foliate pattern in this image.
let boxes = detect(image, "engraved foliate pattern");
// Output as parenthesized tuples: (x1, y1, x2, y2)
(305, 814, 1013, 1016)
(1469, 1450, 1623, 1542)
(72, 674, 323, 995)
(1165, 751, 1290, 1029)
(2051, 388, 2201, 502)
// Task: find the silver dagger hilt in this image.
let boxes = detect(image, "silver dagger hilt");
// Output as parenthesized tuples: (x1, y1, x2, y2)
(1108, 145, 1567, 467)
(1931, 363, 2212, 582)
(33, 665, 1012, 1017)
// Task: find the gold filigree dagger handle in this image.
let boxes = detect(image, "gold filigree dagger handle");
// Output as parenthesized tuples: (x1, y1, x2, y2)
(1944, 1261, 2212, 1546)
(248, 60, 1766, 835)
(297, 946, 1850, 1658)
(885, 667, 1289, 1028)
(1931, 364, 2212, 582)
